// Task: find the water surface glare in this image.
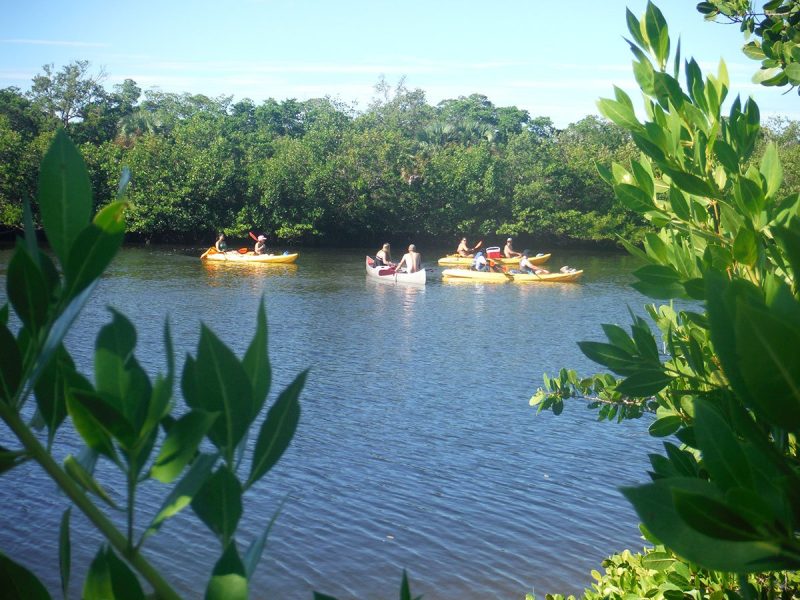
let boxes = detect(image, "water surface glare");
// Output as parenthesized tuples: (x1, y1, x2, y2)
(0, 246, 662, 599)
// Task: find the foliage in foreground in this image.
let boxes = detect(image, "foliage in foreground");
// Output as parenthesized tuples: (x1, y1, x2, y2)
(533, 0, 800, 594)
(532, 544, 800, 600)
(0, 129, 306, 598)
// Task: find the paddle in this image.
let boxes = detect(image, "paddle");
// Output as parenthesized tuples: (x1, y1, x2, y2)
(488, 258, 514, 280)
(200, 246, 216, 259)
(473, 240, 483, 251)
(249, 231, 258, 242)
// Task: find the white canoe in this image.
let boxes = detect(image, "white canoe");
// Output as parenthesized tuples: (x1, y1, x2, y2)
(366, 256, 426, 284)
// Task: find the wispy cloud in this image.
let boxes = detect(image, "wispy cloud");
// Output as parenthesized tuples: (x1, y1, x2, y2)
(1, 38, 109, 48)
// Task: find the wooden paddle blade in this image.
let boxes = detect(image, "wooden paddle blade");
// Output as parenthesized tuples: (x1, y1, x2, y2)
(238, 247, 249, 254)
(474, 240, 483, 250)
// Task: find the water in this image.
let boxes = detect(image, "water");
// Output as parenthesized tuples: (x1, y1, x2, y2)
(0, 246, 662, 599)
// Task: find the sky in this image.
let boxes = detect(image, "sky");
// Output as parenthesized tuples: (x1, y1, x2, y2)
(2, 0, 799, 127)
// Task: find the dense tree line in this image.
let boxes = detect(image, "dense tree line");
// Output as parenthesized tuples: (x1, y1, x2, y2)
(1, 63, 798, 246)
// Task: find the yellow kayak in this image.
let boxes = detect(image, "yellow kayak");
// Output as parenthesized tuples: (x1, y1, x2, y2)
(441, 268, 582, 283)
(200, 247, 299, 263)
(437, 253, 551, 266)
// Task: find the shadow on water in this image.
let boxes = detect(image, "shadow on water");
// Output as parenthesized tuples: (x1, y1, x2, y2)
(0, 245, 660, 599)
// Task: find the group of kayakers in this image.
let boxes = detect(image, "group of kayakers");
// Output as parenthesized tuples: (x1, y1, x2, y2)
(458, 236, 551, 275)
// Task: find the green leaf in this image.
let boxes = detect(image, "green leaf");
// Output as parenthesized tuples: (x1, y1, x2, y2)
(151, 410, 218, 483)
(144, 453, 217, 541)
(597, 98, 641, 130)
(615, 183, 653, 213)
(669, 186, 691, 221)
(0, 445, 26, 475)
(578, 341, 638, 376)
(623, 478, 783, 572)
(37, 129, 92, 267)
(626, 8, 646, 49)
(7, 243, 49, 332)
(64, 201, 126, 300)
(243, 497, 286, 578)
(246, 370, 305, 488)
(733, 226, 758, 266)
(0, 551, 52, 600)
(191, 465, 243, 545)
(63, 455, 118, 508)
(183, 325, 254, 460)
(31, 280, 99, 395)
(649, 415, 683, 437)
(0, 321, 22, 404)
(672, 489, 761, 541)
(694, 401, 753, 492)
(785, 62, 800, 84)
(94, 309, 152, 437)
(206, 542, 248, 600)
(69, 389, 138, 450)
(759, 142, 783, 199)
(641, 550, 675, 571)
(644, 1, 670, 67)
(243, 298, 271, 419)
(664, 169, 715, 198)
(83, 546, 144, 600)
(616, 369, 673, 397)
(35, 347, 84, 446)
(714, 140, 739, 172)
(735, 300, 800, 429)
(59, 508, 71, 599)
(601, 324, 638, 355)
(742, 41, 766, 60)
(66, 390, 118, 461)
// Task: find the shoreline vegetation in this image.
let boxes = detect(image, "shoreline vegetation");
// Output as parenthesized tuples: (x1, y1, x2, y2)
(3, 67, 799, 248)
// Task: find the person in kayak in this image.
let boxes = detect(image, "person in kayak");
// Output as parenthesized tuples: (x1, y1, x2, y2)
(254, 235, 267, 255)
(519, 249, 549, 274)
(397, 244, 421, 273)
(375, 243, 393, 266)
(472, 251, 488, 271)
(457, 237, 479, 257)
(504, 237, 521, 258)
(215, 233, 227, 253)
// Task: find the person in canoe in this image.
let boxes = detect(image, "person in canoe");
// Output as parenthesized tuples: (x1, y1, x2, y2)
(396, 244, 421, 273)
(254, 235, 267, 255)
(457, 237, 480, 257)
(504, 237, 521, 258)
(215, 233, 228, 253)
(375, 243, 393, 266)
(519, 249, 549, 274)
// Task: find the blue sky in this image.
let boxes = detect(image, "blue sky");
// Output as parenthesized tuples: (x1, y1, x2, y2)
(2, 0, 798, 127)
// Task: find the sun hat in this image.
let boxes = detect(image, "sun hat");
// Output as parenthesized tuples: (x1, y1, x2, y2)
(257, 235, 266, 241)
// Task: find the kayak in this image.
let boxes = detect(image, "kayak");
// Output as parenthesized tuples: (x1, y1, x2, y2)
(201, 247, 299, 263)
(366, 256, 426, 284)
(437, 253, 551, 266)
(441, 268, 583, 283)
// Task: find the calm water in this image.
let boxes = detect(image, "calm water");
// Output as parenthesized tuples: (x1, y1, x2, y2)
(0, 246, 661, 599)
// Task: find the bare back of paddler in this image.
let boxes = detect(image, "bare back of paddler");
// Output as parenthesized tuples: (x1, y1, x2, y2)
(397, 244, 421, 273)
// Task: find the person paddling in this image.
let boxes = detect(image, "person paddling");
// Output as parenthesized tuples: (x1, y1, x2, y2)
(215, 233, 227, 253)
(397, 244, 421, 273)
(254, 235, 267, 255)
(457, 237, 480, 257)
(375, 243, 393, 266)
(520, 249, 549, 274)
(504, 237, 521, 258)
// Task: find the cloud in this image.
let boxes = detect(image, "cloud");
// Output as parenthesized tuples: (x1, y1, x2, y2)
(1, 38, 109, 48)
